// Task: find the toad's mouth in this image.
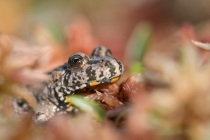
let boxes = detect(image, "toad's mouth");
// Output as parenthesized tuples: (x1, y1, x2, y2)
(69, 76, 121, 93)
(88, 76, 120, 87)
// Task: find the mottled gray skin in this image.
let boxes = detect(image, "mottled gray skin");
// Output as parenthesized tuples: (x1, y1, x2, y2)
(48, 46, 124, 111)
(14, 46, 124, 123)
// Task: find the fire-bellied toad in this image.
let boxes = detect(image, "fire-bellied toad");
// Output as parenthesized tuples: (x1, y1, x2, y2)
(14, 46, 124, 123)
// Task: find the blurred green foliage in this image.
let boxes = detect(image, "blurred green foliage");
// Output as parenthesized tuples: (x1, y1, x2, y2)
(129, 23, 152, 74)
(68, 95, 106, 122)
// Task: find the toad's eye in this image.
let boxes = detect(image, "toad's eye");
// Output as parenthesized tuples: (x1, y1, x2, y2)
(68, 53, 89, 68)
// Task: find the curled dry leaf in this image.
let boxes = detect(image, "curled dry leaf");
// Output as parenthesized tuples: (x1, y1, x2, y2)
(97, 83, 119, 96)
(86, 91, 123, 110)
(119, 73, 148, 102)
(82, 83, 122, 110)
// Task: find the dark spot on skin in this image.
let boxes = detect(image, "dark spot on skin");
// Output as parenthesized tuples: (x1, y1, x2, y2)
(53, 88, 60, 103)
(104, 61, 116, 77)
(99, 71, 104, 78)
(63, 86, 75, 95)
(109, 67, 116, 77)
(85, 66, 97, 81)
(86, 66, 92, 75)
(116, 60, 123, 73)
(71, 74, 83, 85)
(65, 87, 71, 92)
(72, 80, 76, 84)
(58, 101, 69, 110)
(78, 76, 82, 80)
(72, 78, 82, 85)
(104, 61, 112, 68)
(58, 87, 64, 93)
(58, 87, 68, 97)
(88, 75, 97, 81)
(63, 78, 69, 86)
(72, 77, 77, 81)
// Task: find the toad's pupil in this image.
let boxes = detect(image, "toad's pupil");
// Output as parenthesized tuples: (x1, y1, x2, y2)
(73, 58, 81, 63)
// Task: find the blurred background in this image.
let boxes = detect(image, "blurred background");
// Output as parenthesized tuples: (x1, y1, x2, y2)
(1, 0, 210, 61)
(2, 1, 210, 140)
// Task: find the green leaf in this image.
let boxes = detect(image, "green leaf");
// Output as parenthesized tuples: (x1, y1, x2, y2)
(47, 22, 66, 44)
(132, 23, 152, 61)
(67, 95, 106, 122)
(130, 61, 144, 74)
(128, 23, 153, 74)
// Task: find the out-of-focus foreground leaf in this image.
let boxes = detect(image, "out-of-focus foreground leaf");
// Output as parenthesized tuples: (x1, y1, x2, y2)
(67, 95, 106, 122)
